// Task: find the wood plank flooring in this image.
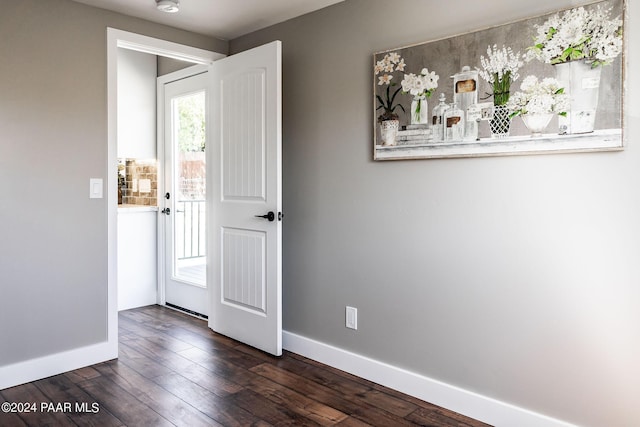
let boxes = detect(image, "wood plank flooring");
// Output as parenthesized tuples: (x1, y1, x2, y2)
(0, 305, 491, 426)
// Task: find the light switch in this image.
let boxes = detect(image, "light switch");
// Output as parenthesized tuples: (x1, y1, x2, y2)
(89, 178, 103, 199)
(346, 306, 358, 330)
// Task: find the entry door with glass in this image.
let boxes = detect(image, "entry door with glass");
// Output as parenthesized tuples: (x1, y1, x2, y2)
(162, 72, 209, 317)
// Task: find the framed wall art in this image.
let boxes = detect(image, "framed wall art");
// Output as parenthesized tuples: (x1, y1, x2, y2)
(373, 0, 625, 160)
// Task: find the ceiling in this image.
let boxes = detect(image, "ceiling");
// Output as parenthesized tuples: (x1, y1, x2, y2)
(71, 0, 344, 40)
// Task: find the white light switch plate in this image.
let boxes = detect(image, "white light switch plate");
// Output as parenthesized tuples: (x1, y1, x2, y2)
(346, 306, 358, 330)
(89, 178, 103, 199)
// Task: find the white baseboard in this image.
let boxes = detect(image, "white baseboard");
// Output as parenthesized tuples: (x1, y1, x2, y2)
(0, 341, 116, 390)
(283, 331, 576, 427)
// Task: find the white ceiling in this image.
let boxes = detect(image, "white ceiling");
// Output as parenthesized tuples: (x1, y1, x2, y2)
(71, 0, 344, 40)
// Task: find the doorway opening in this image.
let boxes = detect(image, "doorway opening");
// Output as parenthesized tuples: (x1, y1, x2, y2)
(107, 28, 224, 355)
(109, 31, 283, 357)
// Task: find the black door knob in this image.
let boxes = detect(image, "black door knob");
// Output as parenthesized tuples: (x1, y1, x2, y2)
(161, 207, 171, 215)
(255, 211, 275, 221)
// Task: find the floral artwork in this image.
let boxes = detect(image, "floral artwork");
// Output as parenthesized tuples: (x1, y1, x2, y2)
(372, 0, 624, 160)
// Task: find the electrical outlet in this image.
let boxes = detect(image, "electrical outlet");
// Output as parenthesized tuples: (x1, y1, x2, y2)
(346, 306, 358, 330)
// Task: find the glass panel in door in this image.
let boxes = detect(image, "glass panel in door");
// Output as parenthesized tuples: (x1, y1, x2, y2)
(171, 90, 206, 287)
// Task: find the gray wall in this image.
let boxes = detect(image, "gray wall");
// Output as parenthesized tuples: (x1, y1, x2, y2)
(230, 1, 640, 426)
(0, 0, 226, 366)
(157, 56, 196, 76)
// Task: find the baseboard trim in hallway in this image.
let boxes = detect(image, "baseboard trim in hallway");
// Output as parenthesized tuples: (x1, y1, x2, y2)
(283, 331, 577, 427)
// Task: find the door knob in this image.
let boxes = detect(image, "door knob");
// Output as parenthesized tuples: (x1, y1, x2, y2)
(161, 207, 171, 215)
(255, 211, 275, 222)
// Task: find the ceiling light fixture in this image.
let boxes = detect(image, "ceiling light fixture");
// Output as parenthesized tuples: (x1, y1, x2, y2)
(156, 0, 180, 13)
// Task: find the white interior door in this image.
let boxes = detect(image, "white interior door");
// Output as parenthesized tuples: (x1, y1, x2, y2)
(208, 41, 282, 356)
(163, 72, 209, 317)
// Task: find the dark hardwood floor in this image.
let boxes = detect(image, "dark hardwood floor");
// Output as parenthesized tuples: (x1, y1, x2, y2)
(1, 305, 491, 426)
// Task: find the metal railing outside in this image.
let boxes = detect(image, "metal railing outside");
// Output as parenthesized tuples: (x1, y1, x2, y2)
(176, 199, 206, 260)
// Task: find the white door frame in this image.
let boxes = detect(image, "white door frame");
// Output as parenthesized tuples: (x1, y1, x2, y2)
(156, 64, 209, 310)
(107, 28, 224, 356)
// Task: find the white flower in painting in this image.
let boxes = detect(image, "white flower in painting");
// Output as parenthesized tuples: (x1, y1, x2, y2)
(383, 61, 395, 73)
(401, 68, 439, 98)
(477, 44, 525, 106)
(477, 44, 525, 84)
(519, 75, 538, 92)
(422, 68, 439, 87)
(375, 53, 406, 85)
(557, 18, 585, 47)
(375, 52, 406, 75)
(588, 8, 624, 64)
(388, 52, 401, 64)
(373, 52, 404, 75)
(374, 51, 407, 122)
(378, 74, 393, 85)
(507, 75, 569, 116)
(530, 5, 623, 66)
(401, 73, 419, 95)
(400, 74, 413, 93)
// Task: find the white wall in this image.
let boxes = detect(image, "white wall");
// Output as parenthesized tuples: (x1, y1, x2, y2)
(230, 0, 640, 425)
(117, 48, 157, 159)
